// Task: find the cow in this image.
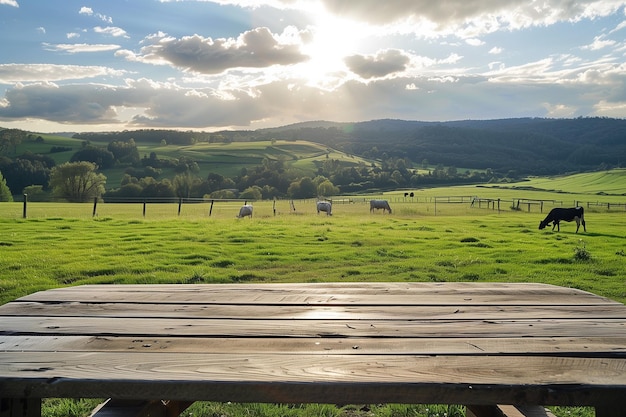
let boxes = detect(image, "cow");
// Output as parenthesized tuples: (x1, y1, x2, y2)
(316, 201, 332, 216)
(370, 199, 392, 214)
(237, 204, 253, 218)
(539, 207, 586, 233)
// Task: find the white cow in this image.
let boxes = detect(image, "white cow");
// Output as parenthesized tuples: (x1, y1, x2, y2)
(237, 204, 253, 218)
(316, 201, 332, 216)
(370, 199, 392, 214)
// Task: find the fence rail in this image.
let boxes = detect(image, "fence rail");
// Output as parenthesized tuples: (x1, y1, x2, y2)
(14, 194, 626, 219)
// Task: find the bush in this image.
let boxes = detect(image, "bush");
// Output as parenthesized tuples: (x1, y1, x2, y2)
(574, 241, 591, 261)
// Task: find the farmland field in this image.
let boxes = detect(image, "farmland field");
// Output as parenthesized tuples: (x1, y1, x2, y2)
(1, 175, 625, 417)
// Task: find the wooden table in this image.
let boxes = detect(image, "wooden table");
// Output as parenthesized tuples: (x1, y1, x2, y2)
(1, 283, 625, 417)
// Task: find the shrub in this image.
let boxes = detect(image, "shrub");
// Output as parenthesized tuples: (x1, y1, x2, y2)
(573, 241, 591, 261)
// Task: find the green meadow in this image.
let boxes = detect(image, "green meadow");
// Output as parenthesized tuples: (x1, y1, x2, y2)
(1, 172, 625, 417)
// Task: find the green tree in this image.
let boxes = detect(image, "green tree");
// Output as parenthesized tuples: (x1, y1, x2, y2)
(0, 171, 13, 202)
(49, 162, 106, 202)
(22, 185, 47, 202)
(173, 173, 195, 198)
(288, 177, 317, 199)
(317, 179, 339, 197)
(240, 185, 262, 200)
(0, 129, 26, 156)
(107, 139, 140, 166)
(70, 146, 115, 169)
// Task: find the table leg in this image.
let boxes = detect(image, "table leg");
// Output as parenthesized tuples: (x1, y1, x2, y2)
(0, 398, 41, 417)
(595, 405, 624, 417)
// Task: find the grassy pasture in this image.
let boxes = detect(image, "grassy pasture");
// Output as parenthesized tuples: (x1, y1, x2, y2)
(2, 194, 625, 306)
(1, 177, 625, 417)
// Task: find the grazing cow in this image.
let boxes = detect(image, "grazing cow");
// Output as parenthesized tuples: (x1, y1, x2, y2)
(370, 199, 392, 214)
(237, 204, 253, 218)
(316, 201, 332, 216)
(539, 207, 586, 233)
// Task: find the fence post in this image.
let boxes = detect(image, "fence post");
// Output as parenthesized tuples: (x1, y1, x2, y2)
(22, 194, 27, 219)
(178, 198, 182, 216)
(209, 200, 214, 216)
(143, 201, 146, 218)
(92, 197, 98, 217)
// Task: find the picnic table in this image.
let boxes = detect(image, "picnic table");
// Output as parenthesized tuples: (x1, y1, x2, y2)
(0, 282, 625, 417)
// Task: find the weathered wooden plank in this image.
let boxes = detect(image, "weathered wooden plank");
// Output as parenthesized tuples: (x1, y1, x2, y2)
(16, 283, 617, 306)
(0, 353, 624, 405)
(1, 283, 624, 411)
(1, 352, 624, 385)
(1, 316, 624, 338)
(2, 335, 625, 356)
(2, 302, 624, 320)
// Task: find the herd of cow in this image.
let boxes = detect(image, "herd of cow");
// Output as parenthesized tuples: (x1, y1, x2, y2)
(238, 201, 587, 233)
(237, 199, 393, 218)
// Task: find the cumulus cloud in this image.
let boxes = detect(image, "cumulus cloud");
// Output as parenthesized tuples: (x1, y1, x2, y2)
(122, 27, 309, 74)
(320, 0, 626, 37)
(345, 49, 410, 79)
(42, 43, 121, 53)
(0, 0, 19, 6)
(79, 6, 113, 23)
(0, 82, 125, 124)
(1, 64, 624, 128)
(3, 0, 626, 130)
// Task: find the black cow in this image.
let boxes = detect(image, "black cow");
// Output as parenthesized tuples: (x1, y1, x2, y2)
(539, 207, 586, 233)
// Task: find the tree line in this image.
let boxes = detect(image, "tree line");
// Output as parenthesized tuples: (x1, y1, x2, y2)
(0, 132, 492, 203)
(4, 116, 623, 202)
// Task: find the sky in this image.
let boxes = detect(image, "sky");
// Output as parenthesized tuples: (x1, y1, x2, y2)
(1, 0, 626, 133)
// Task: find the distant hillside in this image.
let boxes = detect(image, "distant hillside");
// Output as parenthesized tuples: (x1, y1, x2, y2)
(255, 117, 626, 175)
(5, 117, 626, 180)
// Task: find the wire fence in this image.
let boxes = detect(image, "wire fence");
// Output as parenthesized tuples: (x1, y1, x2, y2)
(7, 194, 625, 220)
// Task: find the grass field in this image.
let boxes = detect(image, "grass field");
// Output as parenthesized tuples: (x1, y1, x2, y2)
(1, 175, 625, 417)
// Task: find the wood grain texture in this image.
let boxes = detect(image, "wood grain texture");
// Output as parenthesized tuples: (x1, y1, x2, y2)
(1, 283, 625, 410)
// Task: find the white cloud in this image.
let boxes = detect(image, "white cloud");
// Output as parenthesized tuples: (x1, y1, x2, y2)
(3, 0, 626, 131)
(581, 35, 617, 50)
(465, 38, 485, 46)
(0, 63, 126, 83)
(94, 26, 129, 38)
(36, 27, 46, 34)
(345, 49, 410, 79)
(1, 65, 624, 128)
(79, 6, 113, 23)
(0, 0, 19, 6)
(125, 28, 309, 74)
(42, 43, 121, 53)
(610, 20, 626, 33)
(319, 0, 626, 38)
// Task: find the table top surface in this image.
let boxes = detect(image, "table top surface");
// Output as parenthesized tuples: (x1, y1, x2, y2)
(0, 282, 625, 407)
